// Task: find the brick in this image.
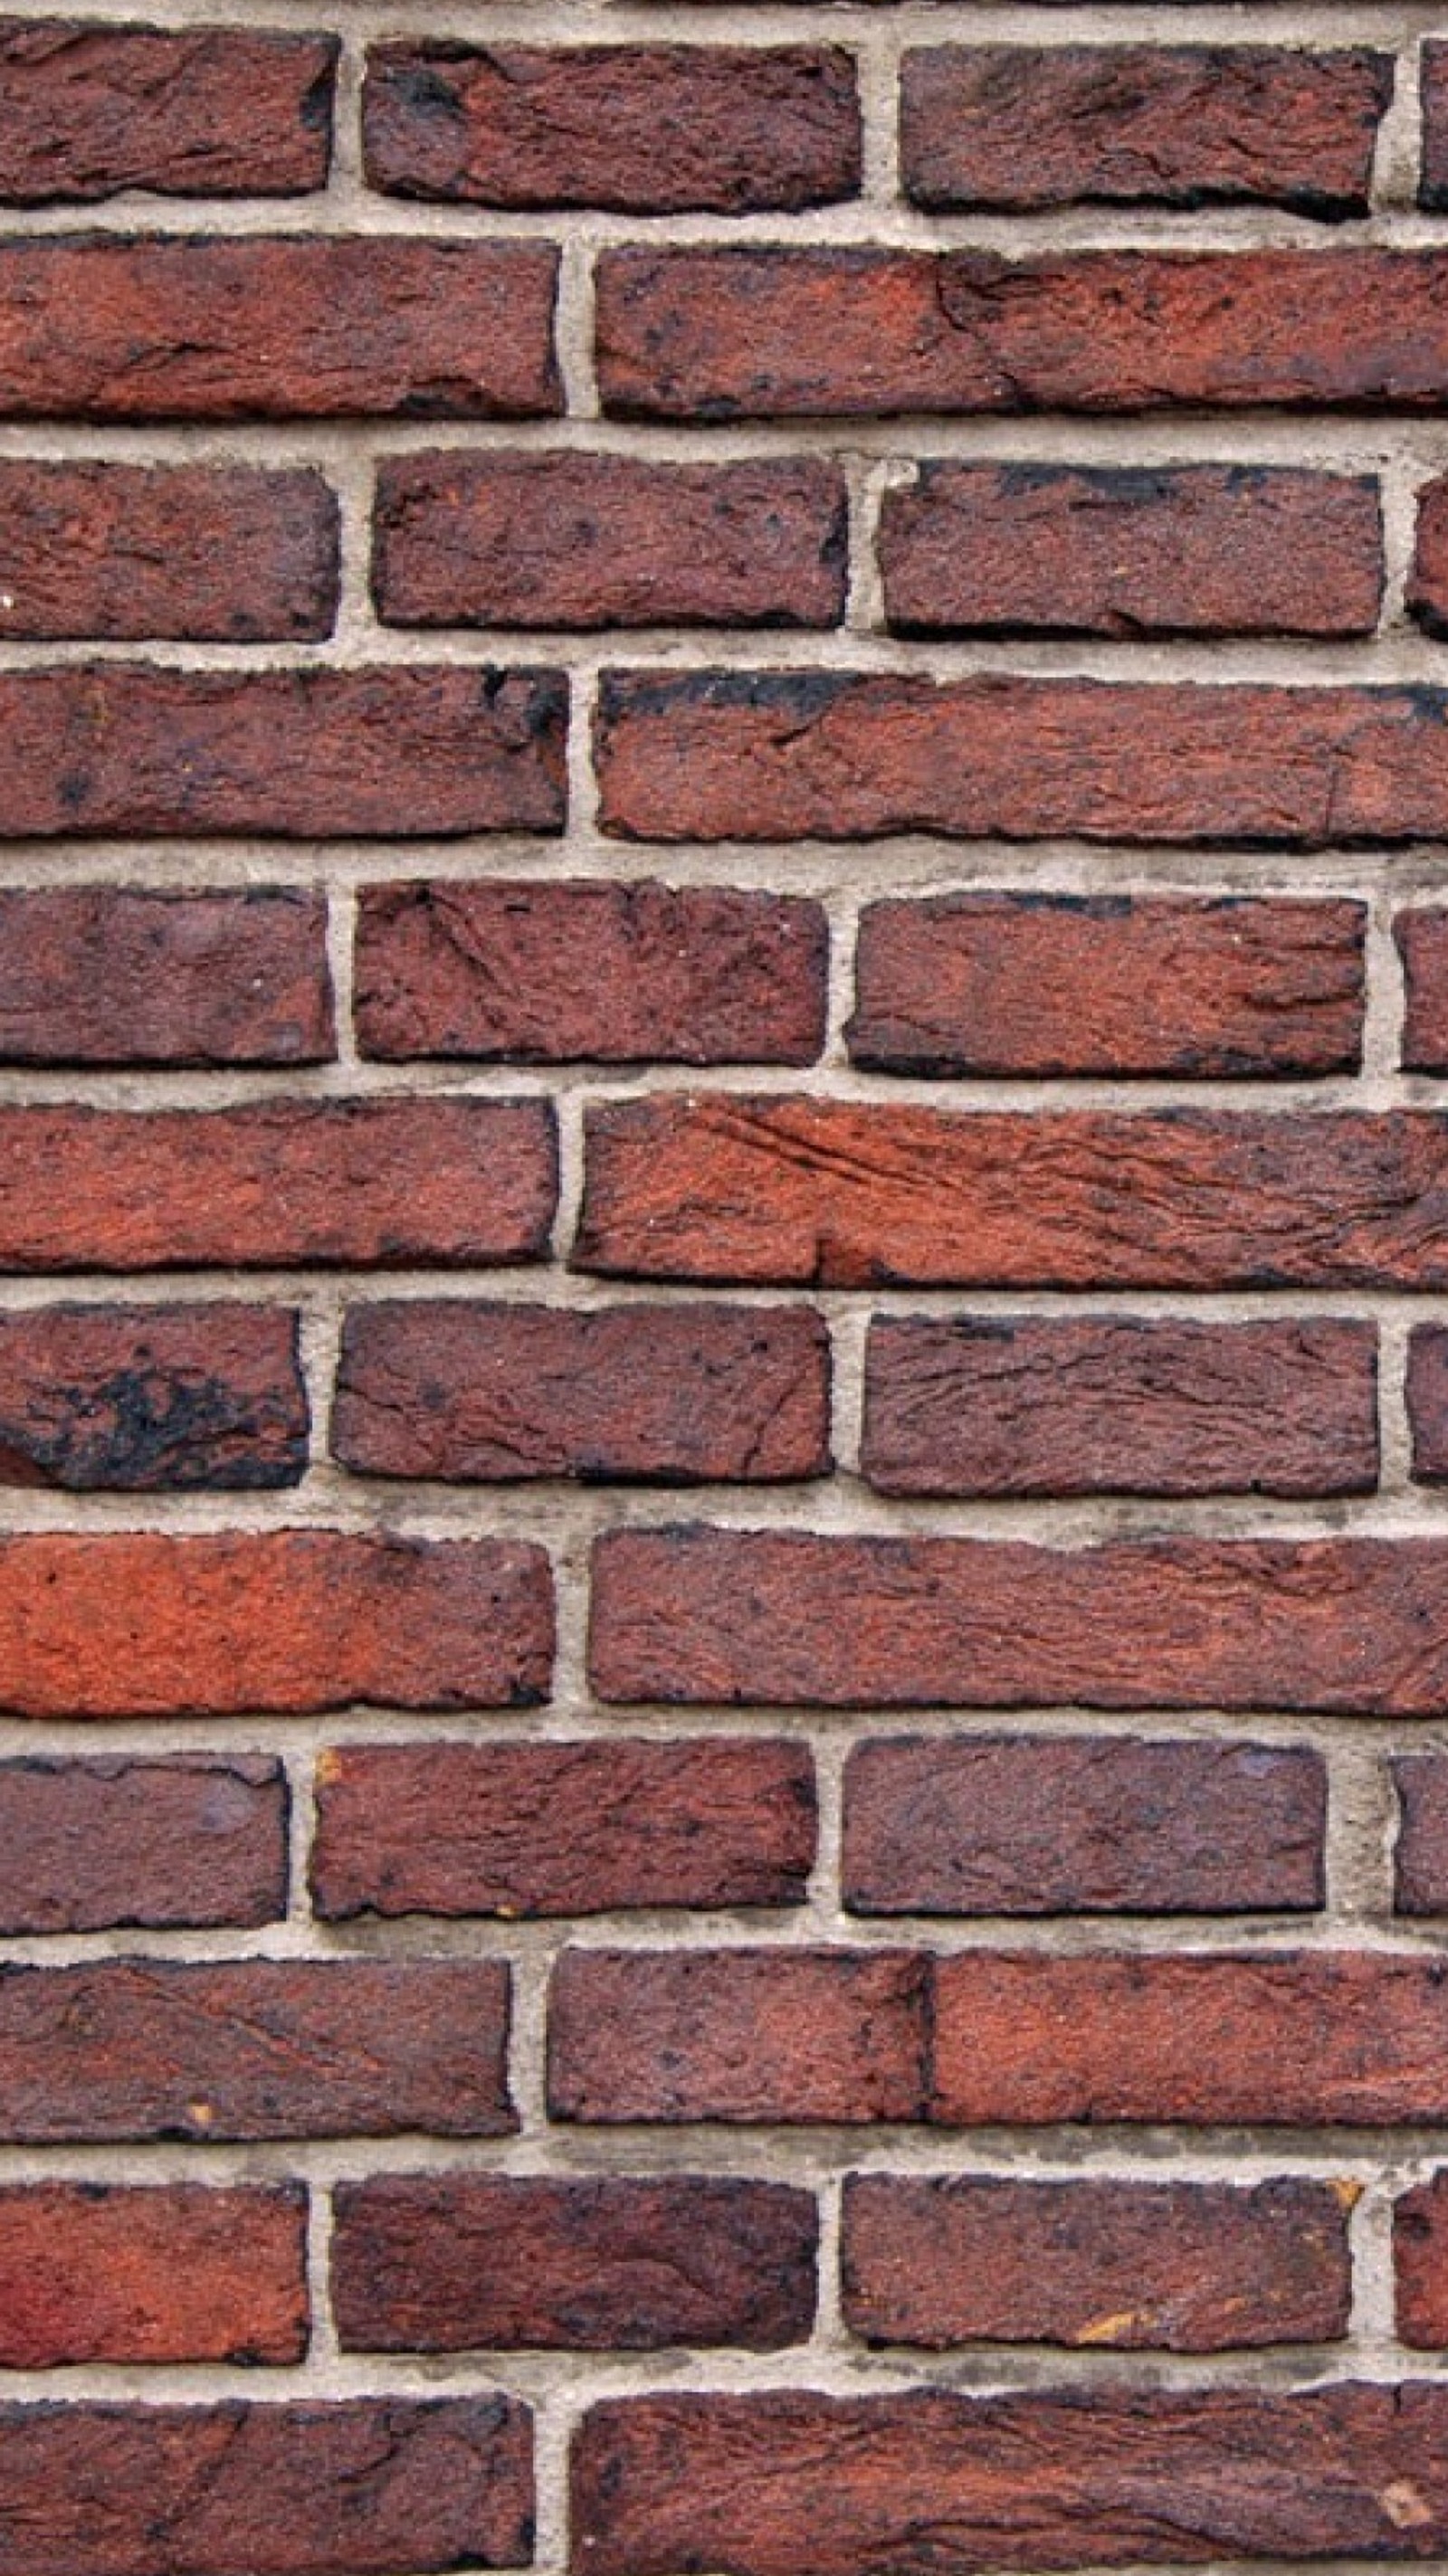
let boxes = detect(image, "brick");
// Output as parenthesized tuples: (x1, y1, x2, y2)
(0, 2398, 530, 2576)
(0, 24, 336, 201)
(861, 1317, 1377, 1499)
(931, 1953, 1448, 2125)
(0, 1754, 287, 1934)
(0, 238, 558, 421)
(842, 1738, 1327, 1915)
(333, 2176, 816, 2351)
(0, 2183, 307, 2366)
(1395, 2172, 1448, 2344)
(0, 464, 338, 641)
(0, 889, 334, 1066)
(549, 1949, 929, 2124)
(311, 1739, 815, 1919)
(363, 43, 860, 213)
(574, 1097, 1448, 1290)
(0, 1098, 556, 1271)
(879, 466, 1383, 641)
(0, 1305, 308, 1490)
(595, 671, 1448, 848)
(0, 1532, 552, 1717)
(849, 895, 1366, 1078)
(595, 247, 1448, 420)
(900, 47, 1390, 216)
(570, 2385, 1448, 2575)
(1405, 480, 1448, 638)
(1391, 1755, 1448, 1913)
(355, 882, 825, 1065)
(331, 1302, 829, 1483)
(1422, 44, 1448, 209)
(373, 452, 847, 631)
(0, 1959, 514, 2141)
(0, 666, 565, 838)
(1406, 1326, 1448, 1482)
(589, 1527, 1448, 1716)
(1396, 909, 1448, 1069)
(842, 2176, 1352, 2350)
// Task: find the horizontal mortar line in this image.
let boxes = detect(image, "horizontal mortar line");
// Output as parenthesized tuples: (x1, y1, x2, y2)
(13, 0, 1447, 34)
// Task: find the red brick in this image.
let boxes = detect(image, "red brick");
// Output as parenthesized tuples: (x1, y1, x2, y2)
(311, 1739, 815, 1919)
(0, 1532, 552, 1717)
(842, 2176, 1352, 2350)
(570, 2385, 1448, 2575)
(861, 1317, 1377, 1499)
(589, 1527, 1448, 1716)
(596, 247, 1448, 419)
(1396, 909, 1448, 1069)
(574, 1097, 1448, 1289)
(332, 1302, 829, 1483)
(900, 47, 1390, 215)
(0, 1305, 308, 1489)
(333, 2175, 816, 2351)
(0, 2183, 307, 2366)
(0, 2398, 531, 2576)
(1392, 1754, 1448, 1914)
(595, 671, 1448, 847)
(0, 666, 565, 838)
(1421, 44, 1448, 209)
(0, 1098, 556, 1271)
(842, 1738, 1327, 1915)
(931, 1953, 1448, 2125)
(1406, 1326, 1448, 1482)
(0, 889, 333, 1066)
(355, 882, 825, 1065)
(374, 452, 846, 631)
(879, 466, 1382, 641)
(850, 894, 1366, 1077)
(0, 1959, 514, 2141)
(0, 24, 336, 201)
(549, 1949, 929, 2124)
(363, 43, 859, 212)
(0, 1754, 287, 1934)
(1395, 2172, 1448, 2344)
(1405, 480, 1448, 638)
(0, 238, 559, 421)
(0, 464, 338, 641)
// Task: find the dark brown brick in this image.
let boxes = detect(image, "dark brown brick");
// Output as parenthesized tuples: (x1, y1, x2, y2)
(0, 2183, 307, 2366)
(0, 1532, 552, 1717)
(1405, 480, 1448, 638)
(1392, 1754, 1448, 1913)
(842, 1738, 1327, 1915)
(0, 889, 333, 1066)
(1421, 43, 1448, 209)
(0, 1305, 308, 1489)
(0, 24, 337, 201)
(570, 2386, 1448, 2575)
(332, 1301, 829, 1483)
(861, 1317, 1377, 1499)
(363, 43, 860, 212)
(596, 247, 1448, 419)
(595, 671, 1448, 848)
(0, 1959, 514, 2141)
(1395, 2172, 1448, 2344)
(355, 881, 825, 1066)
(373, 452, 846, 631)
(589, 1526, 1448, 1716)
(0, 2398, 531, 2576)
(1396, 909, 1448, 1069)
(0, 237, 560, 420)
(0, 1754, 288, 1934)
(0, 1098, 556, 1271)
(333, 2176, 816, 2351)
(1406, 1326, 1448, 1483)
(842, 2176, 1353, 2350)
(850, 894, 1366, 1077)
(0, 464, 338, 640)
(311, 1738, 815, 1919)
(900, 47, 1390, 216)
(549, 1949, 929, 2124)
(879, 465, 1382, 640)
(0, 666, 565, 838)
(574, 1097, 1448, 1290)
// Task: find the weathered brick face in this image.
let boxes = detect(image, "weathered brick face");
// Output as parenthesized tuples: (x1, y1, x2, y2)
(3, 0, 1445, 2569)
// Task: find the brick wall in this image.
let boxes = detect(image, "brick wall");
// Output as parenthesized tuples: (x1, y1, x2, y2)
(4, 0, 1448, 2570)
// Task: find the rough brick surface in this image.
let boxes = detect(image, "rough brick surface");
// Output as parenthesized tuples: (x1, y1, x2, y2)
(0, 24, 337, 201)
(0, 1754, 288, 1934)
(0, 2182, 308, 2365)
(1395, 2172, 1448, 2344)
(1421, 43, 1448, 207)
(0, 464, 338, 640)
(1391, 1754, 1448, 1913)
(0, 889, 333, 1065)
(1396, 908, 1448, 1069)
(0, 1304, 308, 1488)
